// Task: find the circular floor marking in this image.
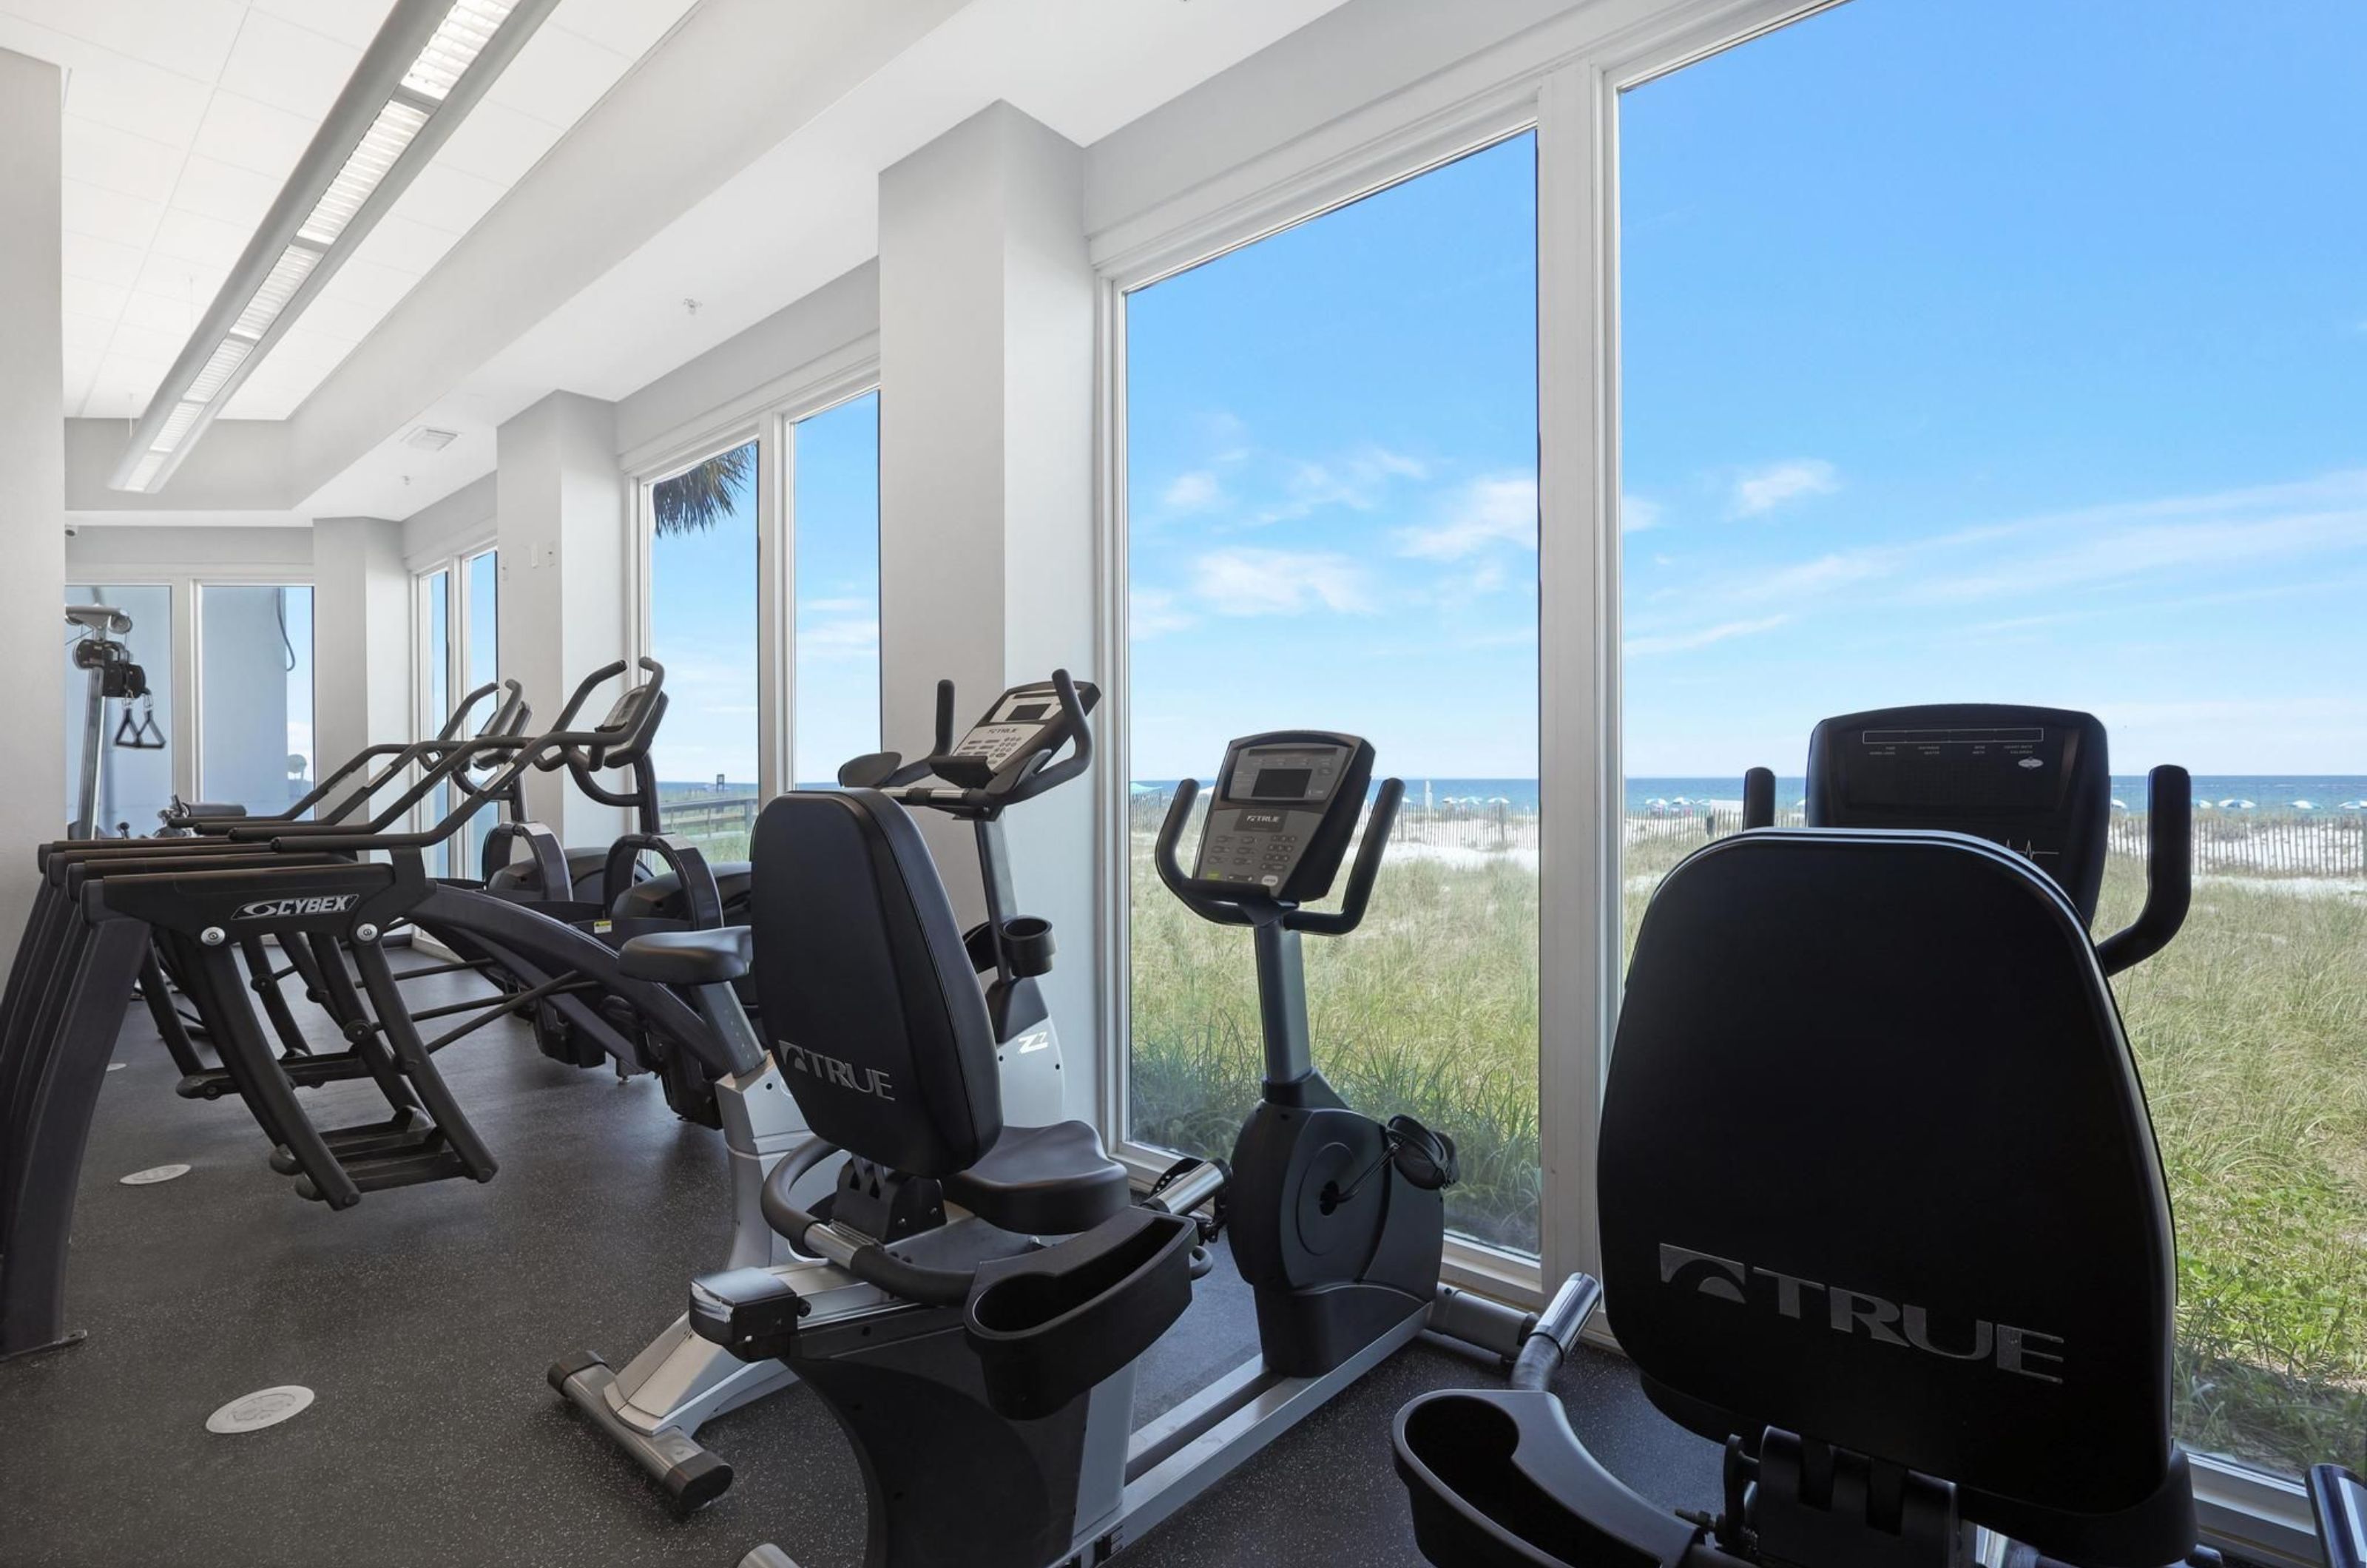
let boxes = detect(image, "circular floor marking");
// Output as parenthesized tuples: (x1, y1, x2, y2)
(119, 1163, 191, 1186)
(206, 1385, 315, 1434)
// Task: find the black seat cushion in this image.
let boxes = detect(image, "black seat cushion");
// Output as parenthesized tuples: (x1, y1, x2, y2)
(619, 927, 751, 987)
(749, 790, 1002, 1177)
(1601, 828, 2182, 1561)
(943, 1121, 1132, 1237)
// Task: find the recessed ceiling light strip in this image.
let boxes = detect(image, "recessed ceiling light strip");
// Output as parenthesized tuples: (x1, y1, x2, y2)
(108, 0, 560, 493)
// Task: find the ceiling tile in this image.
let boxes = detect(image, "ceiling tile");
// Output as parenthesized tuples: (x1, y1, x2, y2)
(430, 98, 562, 186)
(62, 230, 146, 289)
(314, 254, 422, 311)
(61, 178, 165, 249)
(546, 0, 698, 63)
(1, 0, 248, 82)
(62, 274, 129, 324)
(191, 90, 317, 183)
(85, 351, 172, 419)
(133, 253, 229, 307)
(117, 290, 203, 335)
(169, 154, 284, 230)
(248, 0, 399, 52)
(60, 114, 186, 204)
(152, 207, 254, 271)
(349, 213, 459, 275)
(0, 16, 215, 145)
(483, 23, 632, 129)
(218, 9, 364, 120)
(105, 317, 196, 365)
(63, 314, 118, 354)
(63, 342, 103, 410)
(392, 163, 508, 234)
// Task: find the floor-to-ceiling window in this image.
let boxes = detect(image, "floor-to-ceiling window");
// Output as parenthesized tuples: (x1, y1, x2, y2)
(646, 439, 760, 856)
(199, 584, 315, 812)
(61, 584, 172, 837)
(417, 567, 453, 874)
(462, 547, 501, 873)
(1122, 135, 1543, 1254)
(1618, 0, 2366, 1479)
(790, 391, 882, 788)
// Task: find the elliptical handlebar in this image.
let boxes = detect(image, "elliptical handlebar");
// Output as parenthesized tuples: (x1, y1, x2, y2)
(534, 657, 663, 774)
(2096, 764, 2190, 976)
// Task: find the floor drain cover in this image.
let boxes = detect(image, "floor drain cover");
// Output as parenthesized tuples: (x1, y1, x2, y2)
(120, 1164, 191, 1186)
(206, 1386, 314, 1433)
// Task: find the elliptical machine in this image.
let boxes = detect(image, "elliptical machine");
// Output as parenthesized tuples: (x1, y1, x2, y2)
(700, 726, 1530, 1568)
(544, 672, 1101, 1512)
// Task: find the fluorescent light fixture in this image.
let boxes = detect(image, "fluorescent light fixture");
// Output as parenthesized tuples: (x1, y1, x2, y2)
(299, 100, 430, 246)
(108, 0, 558, 494)
(232, 246, 321, 339)
(183, 337, 254, 402)
(152, 400, 209, 453)
(403, 0, 516, 101)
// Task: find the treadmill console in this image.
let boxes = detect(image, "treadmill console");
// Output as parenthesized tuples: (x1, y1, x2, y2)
(1186, 731, 1374, 903)
(1805, 704, 2111, 920)
(935, 680, 1100, 790)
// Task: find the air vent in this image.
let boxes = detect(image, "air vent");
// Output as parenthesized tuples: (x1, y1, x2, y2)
(404, 426, 460, 452)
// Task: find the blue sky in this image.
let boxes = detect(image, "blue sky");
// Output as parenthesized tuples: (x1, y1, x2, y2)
(1128, 0, 2366, 782)
(645, 392, 880, 788)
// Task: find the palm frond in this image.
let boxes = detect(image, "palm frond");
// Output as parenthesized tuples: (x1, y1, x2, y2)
(652, 443, 754, 535)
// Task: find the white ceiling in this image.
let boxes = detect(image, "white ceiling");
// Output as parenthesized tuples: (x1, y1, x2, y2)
(10, 0, 695, 422)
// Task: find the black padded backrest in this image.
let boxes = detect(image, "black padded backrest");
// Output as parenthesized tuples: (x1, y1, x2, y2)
(748, 790, 1001, 1176)
(1600, 828, 2177, 1538)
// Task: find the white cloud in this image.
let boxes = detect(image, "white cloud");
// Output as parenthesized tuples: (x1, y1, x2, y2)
(1621, 495, 1664, 534)
(797, 618, 878, 660)
(1624, 615, 1792, 658)
(1396, 476, 1538, 560)
(1161, 470, 1223, 513)
(1129, 588, 1197, 639)
(1252, 445, 1428, 524)
(1730, 459, 1840, 517)
(1191, 548, 1373, 615)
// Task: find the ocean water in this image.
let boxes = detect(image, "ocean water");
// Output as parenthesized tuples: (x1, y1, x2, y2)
(1125, 778, 2367, 814)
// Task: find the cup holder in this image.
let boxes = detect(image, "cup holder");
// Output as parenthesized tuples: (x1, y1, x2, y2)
(999, 916, 1056, 979)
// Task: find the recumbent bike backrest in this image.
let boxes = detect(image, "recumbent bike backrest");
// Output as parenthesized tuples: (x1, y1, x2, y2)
(746, 789, 1002, 1177)
(1601, 827, 2189, 1564)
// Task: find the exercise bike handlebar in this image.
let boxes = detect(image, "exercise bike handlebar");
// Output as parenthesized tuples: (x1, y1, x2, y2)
(867, 669, 1096, 814)
(1154, 774, 1401, 937)
(2096, 764, 2190, 976)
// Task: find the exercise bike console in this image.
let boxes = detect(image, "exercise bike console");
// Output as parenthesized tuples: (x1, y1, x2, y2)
(1181, 732, 1373, 902)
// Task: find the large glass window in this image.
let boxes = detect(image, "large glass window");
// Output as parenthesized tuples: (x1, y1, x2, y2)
(647, 440, 760, 856)
(199, 584, 315, 812)
(419, 568, 453, 875)
(1620, 0, 2367, 1476)
(62, 584, 172, 837)
(791, 391, 882, 788)
(1124, 135, 1542, 1253)
(462, 547, 501, 873)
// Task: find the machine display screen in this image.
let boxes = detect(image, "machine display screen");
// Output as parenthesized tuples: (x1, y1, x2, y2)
(1004, 703, 1049, 723)
(1250, 768, 1313, 800)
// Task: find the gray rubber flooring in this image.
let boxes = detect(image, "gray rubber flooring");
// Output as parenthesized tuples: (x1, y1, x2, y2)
(0, 970, 1721, 1567)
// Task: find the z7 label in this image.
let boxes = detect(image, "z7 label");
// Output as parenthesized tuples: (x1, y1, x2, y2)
(234, 895, 359, 921)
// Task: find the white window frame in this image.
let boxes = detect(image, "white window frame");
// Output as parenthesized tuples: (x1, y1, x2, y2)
(407, 536, 498, 862)
(622, 338, 881, 805)
(1088, 0, 2316, 1556)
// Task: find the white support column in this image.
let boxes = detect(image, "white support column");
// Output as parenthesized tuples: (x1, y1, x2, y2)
(496, 391, 628, 845)
(312, 518, 413, 819)
(0, 49, 66, 925)
(878, 102, 1100, 1109)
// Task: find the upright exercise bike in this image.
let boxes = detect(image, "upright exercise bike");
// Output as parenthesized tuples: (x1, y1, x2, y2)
(546, 672, 1101, 1512)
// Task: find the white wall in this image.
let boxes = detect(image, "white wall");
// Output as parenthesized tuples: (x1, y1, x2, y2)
(313, 518, 413, 807)
(67, 525, 311, 574)
(496, 391, 627, 842)
(877, 102, 1101, 1110)
(1, 47, 65, 919)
